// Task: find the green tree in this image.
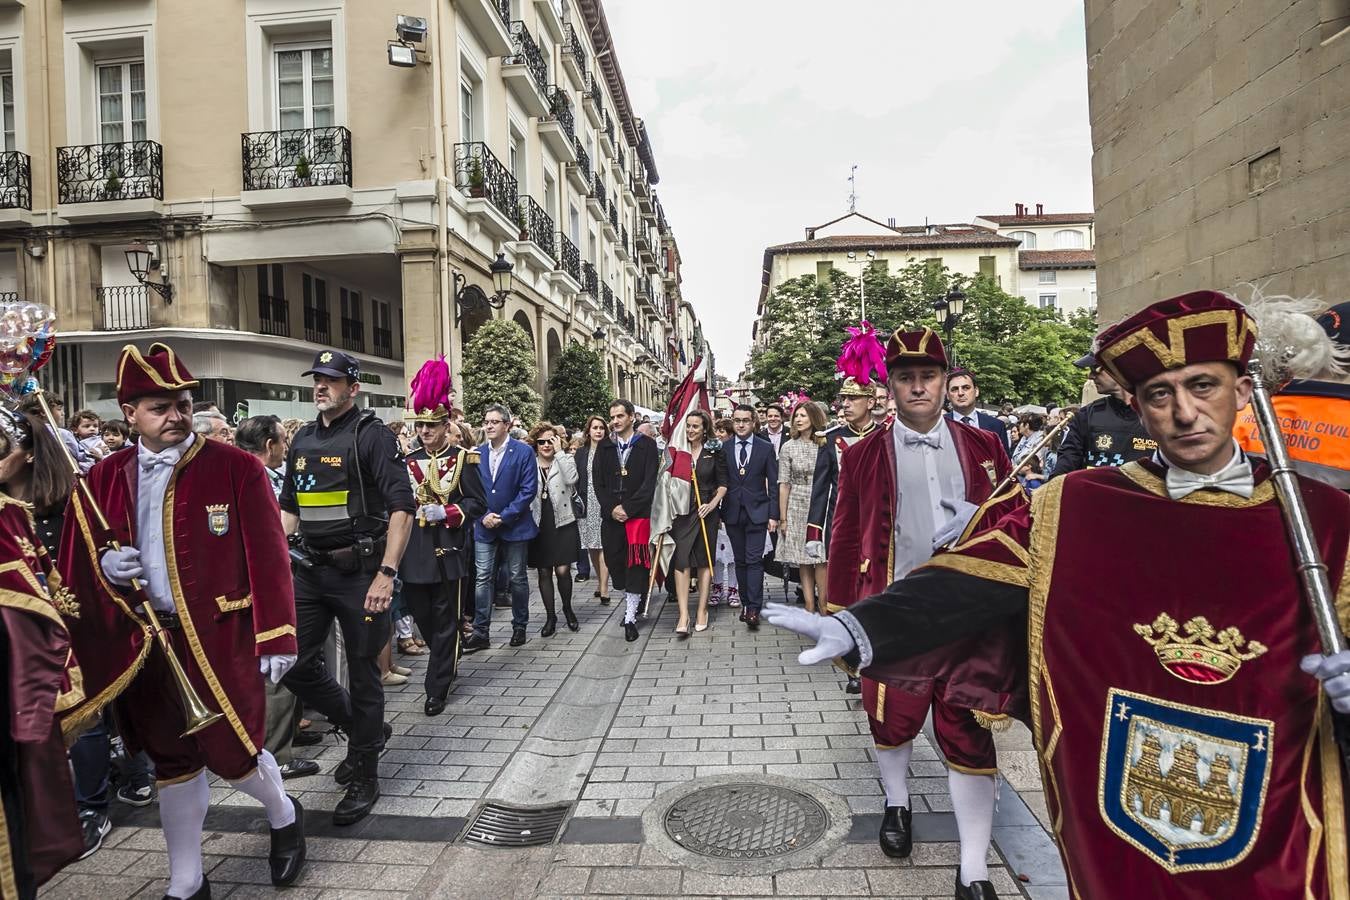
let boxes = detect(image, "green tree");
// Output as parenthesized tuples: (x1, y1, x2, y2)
(543, 343, 611, 429)
(461, 318, 540, 426)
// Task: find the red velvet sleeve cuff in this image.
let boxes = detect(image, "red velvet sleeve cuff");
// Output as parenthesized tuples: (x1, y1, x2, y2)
(255, 625, 298, 656)
(444, 504, 464, 528)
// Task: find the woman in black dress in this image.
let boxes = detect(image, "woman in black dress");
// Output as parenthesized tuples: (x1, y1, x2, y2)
(669, 409, 728, 635)
(527, 422, 580, 637)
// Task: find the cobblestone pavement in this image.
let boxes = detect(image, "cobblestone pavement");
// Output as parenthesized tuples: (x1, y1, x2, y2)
(42, 578, 1066, 899)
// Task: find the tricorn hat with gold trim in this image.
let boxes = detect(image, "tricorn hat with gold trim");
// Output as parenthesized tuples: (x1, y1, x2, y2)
(1096, 290, 1256, 391)
(408, 355, 453, 423)
(116, 342, 199, 405)
(885, 326, 949, 371)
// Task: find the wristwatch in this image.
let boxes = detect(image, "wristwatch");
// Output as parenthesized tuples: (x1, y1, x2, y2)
(378, 565, 398, 579)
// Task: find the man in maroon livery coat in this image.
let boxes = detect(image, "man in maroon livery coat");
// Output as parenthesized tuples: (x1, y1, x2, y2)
(771, 291, 1350, 900)
(57, 343, 306, 899)
(826, 325, 1017, 898)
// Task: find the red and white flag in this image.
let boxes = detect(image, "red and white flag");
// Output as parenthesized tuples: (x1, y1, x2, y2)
(650, 357, 709, 585)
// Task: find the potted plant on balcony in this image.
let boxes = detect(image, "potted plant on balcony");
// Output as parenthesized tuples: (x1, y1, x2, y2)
(468, 158, 485, 198)
(101, 171, 122, 199)
(293, 155, 312, 187)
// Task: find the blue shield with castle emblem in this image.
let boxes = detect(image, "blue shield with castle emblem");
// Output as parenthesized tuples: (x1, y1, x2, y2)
(1097, 688, 1273, 873)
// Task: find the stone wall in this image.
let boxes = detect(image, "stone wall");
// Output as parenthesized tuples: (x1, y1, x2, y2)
(1087, 0, 1350, 319)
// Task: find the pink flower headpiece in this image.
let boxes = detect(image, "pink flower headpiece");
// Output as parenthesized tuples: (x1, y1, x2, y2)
(779, 390, 811, 410)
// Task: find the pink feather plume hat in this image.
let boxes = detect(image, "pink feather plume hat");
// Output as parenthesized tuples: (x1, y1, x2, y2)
(834, 321, 886, 397)
(408, 355, 454, 422)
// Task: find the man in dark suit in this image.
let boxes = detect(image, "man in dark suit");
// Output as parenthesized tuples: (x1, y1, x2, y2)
(721, 404, 779, 629)
(944, 368, 1009, 450)
(594, 399, 660, 641)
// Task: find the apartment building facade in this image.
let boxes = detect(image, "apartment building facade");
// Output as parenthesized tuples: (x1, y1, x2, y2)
(975, 204, 1097, 316)
(0, 0, 696, 420)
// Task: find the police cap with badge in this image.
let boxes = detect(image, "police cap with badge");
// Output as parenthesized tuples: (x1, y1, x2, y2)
(302, 349, 361, 381)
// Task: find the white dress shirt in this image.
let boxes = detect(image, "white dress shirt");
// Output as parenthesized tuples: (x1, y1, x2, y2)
(892, 418, 965, 581)
(488, 438, 509, 481)
(136, 433, 195, 613)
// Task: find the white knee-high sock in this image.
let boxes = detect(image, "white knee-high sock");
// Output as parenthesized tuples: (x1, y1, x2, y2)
(624, 592, 640, 624)
(874, 742, 914, 809)
(948, 769, 996, 885)
(228, 750, 296, 829)
(158, 770, 210, 898)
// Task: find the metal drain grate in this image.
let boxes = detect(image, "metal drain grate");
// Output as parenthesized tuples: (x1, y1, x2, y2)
(462, 802, 570, 848)
(664, 782, 829, 860)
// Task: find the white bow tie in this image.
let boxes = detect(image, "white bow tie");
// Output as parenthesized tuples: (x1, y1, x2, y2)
(140, 449, 182, 472)
(903, 433, 940, 449)
(1165, 459, 1255, 500)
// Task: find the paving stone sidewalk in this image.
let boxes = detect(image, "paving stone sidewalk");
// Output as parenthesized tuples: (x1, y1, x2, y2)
(41, 577, 1066, 899)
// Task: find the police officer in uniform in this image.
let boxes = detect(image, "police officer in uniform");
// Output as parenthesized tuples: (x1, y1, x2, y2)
(1048, 351, 1155, 478)
(280, 350, 415, 826)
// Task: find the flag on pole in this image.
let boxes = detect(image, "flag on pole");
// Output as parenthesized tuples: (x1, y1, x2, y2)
(649, 356, 709, 585)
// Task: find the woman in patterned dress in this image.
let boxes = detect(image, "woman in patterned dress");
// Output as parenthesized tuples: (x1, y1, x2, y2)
(774, 400, 828, 612)
(574, 415, 610, 604)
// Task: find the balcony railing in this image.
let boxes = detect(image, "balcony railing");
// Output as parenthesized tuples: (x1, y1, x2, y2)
(341, 316, 364, 353)
(491, 0, 510, 29)
(242, 126, 352, 191)
(585, 73, 603, 109)
(0, 152, 31, 210)
(616, 144, 625, 173)
(591, 172, 607, 206)
(581, 260, 598, 296)
(304, 305, 331, 344)
(544, 86, 575, 141)
(621, 224, 629, 252)
(507, 22, 548, 95)
(636, 276, 652, 299)
(563, 23, 587, 75)
(57, 141, 163, 204)
(258, 294, 290, 337)
(607, 200, 618, 232)
(574, 138, 591, 182)
(519, 195, 556, 257)
(603, 110, 615, 147)
(98, 285, 151, 331)
(556, 232, 581, 282)
(454, 141, 519, 222)
(373, 326, 394, 359)
(601, 284, 614, 316)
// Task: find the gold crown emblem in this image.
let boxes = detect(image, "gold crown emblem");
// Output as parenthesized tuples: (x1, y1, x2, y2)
(320, 352, 334, 363)
(1133, 613, 1267, 685)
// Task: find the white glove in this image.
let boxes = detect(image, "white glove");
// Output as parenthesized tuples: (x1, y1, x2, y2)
(763, 602, 856, 665)
(1301, 651, 1350, 713)
(805, 540, 824, 560)
(100, 546, 143, 586)
(260, 654, 298, 685)
(419, 503, 447, 524)
(932, 498, 980, 550)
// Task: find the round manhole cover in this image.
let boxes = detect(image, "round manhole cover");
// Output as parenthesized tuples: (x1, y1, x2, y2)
(663, 782, 829, 860)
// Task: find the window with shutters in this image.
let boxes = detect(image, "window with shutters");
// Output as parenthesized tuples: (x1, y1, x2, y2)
(303, 273, 330, 343)
(1008, 230, 1036, 249)
(340, 287, 364, 353)
(1039, 271, 1057, 284)
(256, 264, 289, 336)
(816, 261, 832, 283)
(978, 256, 996, 278)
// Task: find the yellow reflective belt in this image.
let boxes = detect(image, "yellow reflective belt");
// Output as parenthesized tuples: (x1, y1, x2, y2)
(296, 490, 349, 507)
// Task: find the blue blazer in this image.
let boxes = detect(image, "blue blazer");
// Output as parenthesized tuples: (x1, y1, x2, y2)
(721, 434, 780, 526)
(948, 409, 1010, 450)
(473, 438, 540, 543)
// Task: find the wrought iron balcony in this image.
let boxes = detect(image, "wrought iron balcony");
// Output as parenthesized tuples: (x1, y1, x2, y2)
(242, 126, 352, 191)
(57, 140, 163, 204)
(0, 152, 31, 210)
(601, 284, 614, 316)
(373, 326, 394, 359)
(341, 316, 365, 353)
(98, 285, 151, 331)
(519, 195, 556, 257)
(607, 201, 618, 232)
(621, 224, 629, 251)
(616, 143, 625, 173)
(544, 86, 575, 141)
(454, 141, 519, 222)
(555, 232, 581, 282)
(636, 276, 652, 300)
(574, 138, 591, 182)
(304, 304, 331, 344)
(506, 22, 548, 95)
(591, 172, 607, 206)
(258, 294, 290, 337)
(581, 260, 598, 296)
(563, 23, 587, 77)
(603, 111, 615, 147)
(491, 0, 510, 29)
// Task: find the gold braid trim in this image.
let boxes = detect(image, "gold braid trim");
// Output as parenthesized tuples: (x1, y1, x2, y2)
(971, 710, 1014, 732)
(60, 641, 150, 743)
(0, 777, 15, 900)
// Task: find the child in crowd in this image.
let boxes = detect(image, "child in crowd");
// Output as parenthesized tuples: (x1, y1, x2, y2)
(72, 409, 108, 461)
(1017, 454, 1046, 491)
(100, 420, 131, 452)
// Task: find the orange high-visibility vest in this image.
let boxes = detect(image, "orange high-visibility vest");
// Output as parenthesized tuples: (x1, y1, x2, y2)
(1234, 380, 1350, 490)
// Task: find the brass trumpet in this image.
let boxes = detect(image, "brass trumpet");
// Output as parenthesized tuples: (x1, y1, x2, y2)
(36, 392, 223, 737)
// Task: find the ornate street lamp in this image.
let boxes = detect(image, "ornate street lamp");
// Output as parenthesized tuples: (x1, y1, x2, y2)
(931, 288, 966, 359)
(124, 241, 173, 303)
(454, 252, 514, 325)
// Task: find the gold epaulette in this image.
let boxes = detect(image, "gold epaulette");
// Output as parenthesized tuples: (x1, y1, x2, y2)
(466, 450, 481, 463)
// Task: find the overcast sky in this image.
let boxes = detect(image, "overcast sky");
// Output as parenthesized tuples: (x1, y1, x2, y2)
(604, 0, 1095, 376)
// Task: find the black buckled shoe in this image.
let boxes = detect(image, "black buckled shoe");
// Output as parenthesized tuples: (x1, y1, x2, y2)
(333, 753, 380, 826)
(164, 874, 211, 900)
(425, 694, 447, 717)
(563, 607, 579, 631)
(623, 620, 639, 642)
(269, 796, 307, 886)
(845, 677, 862, 694)
(954, 873, 998, 899)
(879, 805, 913, 858)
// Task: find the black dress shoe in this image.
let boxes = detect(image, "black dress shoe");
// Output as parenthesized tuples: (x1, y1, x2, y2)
(335, 722, 393, 785)
(623, 621, 639, 642)
(845, 677, 862, 695)
(509, 626, 527, 647)
(598, 593, 610, 605)
(738, 608, 748, 623)
(279, 759, 319, 780)
(954, 873, 998, 899)
(425, 695, 447, 717)
(164, 874, 211, 899)
(879, 805, 912, 858)
(333, 754, 380, 826)
(269, 796, 307, 886)
(492, 593, 511, 608)
(540, 616, 557, 638)
(745, 610, 760, 630)
(461, 632, 490, 653)
(292, 729, 323, 747)
(564, 608, 579, 631)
